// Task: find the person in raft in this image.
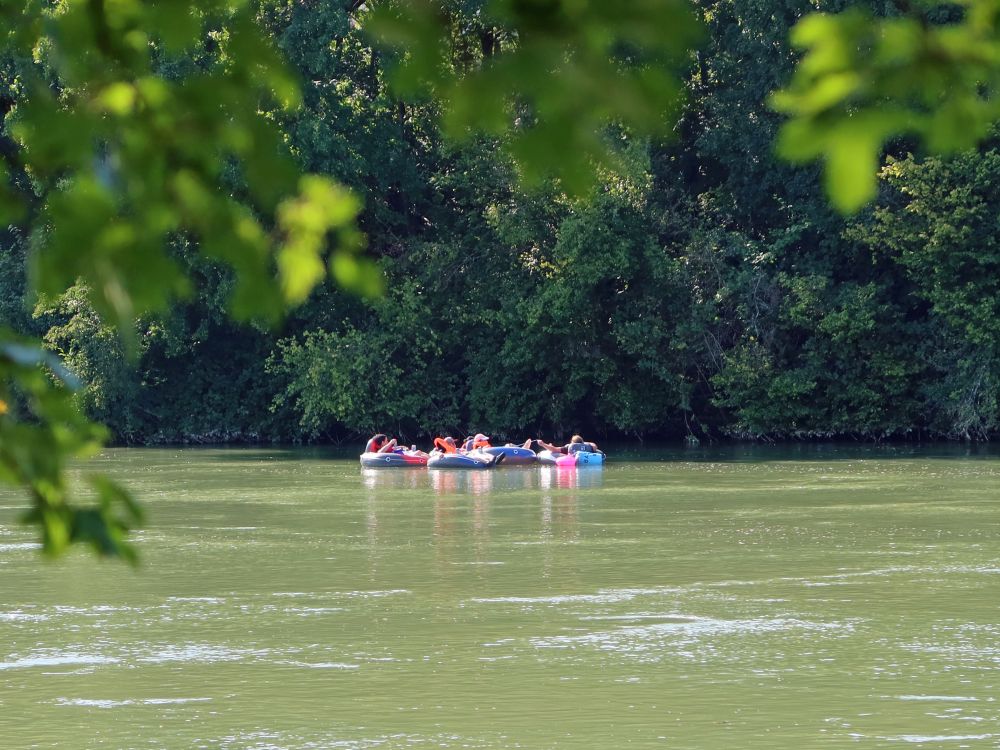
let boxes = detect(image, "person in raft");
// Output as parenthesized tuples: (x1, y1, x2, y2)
(365, 434, 396, 454)
(433, 436, 458, 453)
(529, 435, 604, 455)
(461, 433, 492, 452)
(365, 434, 429, 458)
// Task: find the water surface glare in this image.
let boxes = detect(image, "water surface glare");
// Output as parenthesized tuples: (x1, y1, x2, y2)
(2, 446, 1000, 748)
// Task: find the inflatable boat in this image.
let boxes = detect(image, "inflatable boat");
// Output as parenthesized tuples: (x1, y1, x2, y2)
(482, 446, 537, 465)
(359, 451, 428, 468)
(537, 450, 605, 466)
(427, 450, 499, 469)
(537, 450, 574, 466)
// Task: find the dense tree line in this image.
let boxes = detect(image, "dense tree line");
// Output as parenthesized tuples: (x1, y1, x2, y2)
(3, 0, 999, 445)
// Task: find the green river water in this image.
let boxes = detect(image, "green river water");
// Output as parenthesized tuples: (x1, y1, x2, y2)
(2, 446, 1000, 749)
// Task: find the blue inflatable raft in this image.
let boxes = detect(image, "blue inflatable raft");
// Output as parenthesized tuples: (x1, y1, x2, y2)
(427, 450, 499, 469)
(359, 451, 427, 468)
(482, 446, 537, 465)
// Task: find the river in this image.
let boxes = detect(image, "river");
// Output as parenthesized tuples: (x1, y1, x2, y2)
(2, 446, 999, 748)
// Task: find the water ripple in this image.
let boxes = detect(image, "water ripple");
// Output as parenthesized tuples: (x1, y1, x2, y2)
(55, 697, 212, 708)
(531, 616, 851, 657)
(0, 653, 120, 671)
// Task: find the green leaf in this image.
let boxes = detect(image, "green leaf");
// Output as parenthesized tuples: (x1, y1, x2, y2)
(331, 253, 384, 299)
(825, 127, 880, 214)
(146, 1, 202, 52)
(925, 95, 992, 153)
(278, 240, 327, 305)
(0, 341, 82, 389)
(773, 118, 822, 162)
(98, 82, 138, 115)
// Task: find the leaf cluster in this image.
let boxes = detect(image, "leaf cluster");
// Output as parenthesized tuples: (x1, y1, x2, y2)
(369, 0, 702, 193)
(0, 332, 141, 561)
(774, 0, 1000, 212)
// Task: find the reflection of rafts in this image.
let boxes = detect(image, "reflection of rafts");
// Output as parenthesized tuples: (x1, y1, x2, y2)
(429, 468, 545, 494)
(429, 469, 495, 496)
(539, 465, 605, 490)
(491, 468, 541, 491)
(361, 468, 427, 491)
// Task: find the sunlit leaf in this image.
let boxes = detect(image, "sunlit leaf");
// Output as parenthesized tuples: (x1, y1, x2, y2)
(98, 82, 137, 115)
(825, 128, 880, 214)
(331, 253, 384, 299)
(278, 241, 326, 305)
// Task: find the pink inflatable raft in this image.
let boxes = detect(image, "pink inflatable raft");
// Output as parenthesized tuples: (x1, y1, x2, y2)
(536, 450, 605, 466)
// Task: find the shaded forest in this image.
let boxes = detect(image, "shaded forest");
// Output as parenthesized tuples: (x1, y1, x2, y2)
(3, 0, 999, 445)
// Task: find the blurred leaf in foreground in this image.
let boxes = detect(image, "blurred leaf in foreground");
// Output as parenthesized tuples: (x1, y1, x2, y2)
(369, 0, 702, 195)
(0, 334, 142, 562)
(0, 0, 382, 560)
(773, 2, 1000, 213)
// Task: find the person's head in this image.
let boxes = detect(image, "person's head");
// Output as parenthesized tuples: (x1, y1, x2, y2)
(445, 436, 456, 447)
(372, 433, 387, 447)
(474, 433, 490, 443)
(570, 435, 583, 444)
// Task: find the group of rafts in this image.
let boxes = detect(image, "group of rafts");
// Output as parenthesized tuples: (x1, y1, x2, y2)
(360, 432, 606, 469)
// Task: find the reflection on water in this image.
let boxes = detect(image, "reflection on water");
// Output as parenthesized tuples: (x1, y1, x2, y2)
(539, 492, 578, 544)
(361, 466, 605, 495)
(429, 468, 496, 496)
(3, 448, 1000, 749)
(539, 465, 604, 490)
(360, 467, 427, 491)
